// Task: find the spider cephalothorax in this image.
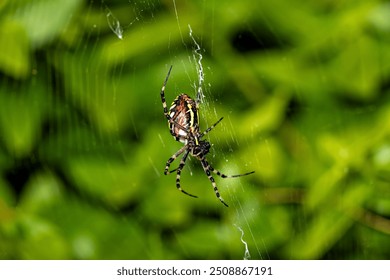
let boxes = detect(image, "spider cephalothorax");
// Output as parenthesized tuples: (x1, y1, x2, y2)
(191, 140, 210, 159)
(160, 65, 254, 207)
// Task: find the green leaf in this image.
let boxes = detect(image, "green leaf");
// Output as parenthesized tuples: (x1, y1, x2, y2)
(17, 215, 70, 259)
(0, 79, 48, 157)
(11, 0, 82, 48)
(0, 19, 29, 78)
(66, 157, 143, 207)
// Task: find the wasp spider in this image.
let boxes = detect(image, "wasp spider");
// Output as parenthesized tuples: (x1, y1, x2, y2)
(160, 65, 254, 207)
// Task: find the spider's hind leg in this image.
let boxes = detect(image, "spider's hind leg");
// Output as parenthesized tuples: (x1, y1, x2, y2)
(160, 65, 173, 120)
(200, 117, 224, 138)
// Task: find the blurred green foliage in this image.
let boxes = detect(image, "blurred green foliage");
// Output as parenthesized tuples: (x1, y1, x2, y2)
(1, 0, 390, 260)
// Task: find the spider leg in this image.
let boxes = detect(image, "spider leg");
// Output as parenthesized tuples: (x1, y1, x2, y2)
(200, 158, 229, 207)
(207, 161, 255, 178)
(175, 150, 198, 198)
(160, 65, 173, 120)
(164, 145, 187, 175)
(200, 117, 224, 138)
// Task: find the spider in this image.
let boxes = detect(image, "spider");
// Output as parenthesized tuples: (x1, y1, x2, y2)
(160, 65, 255, 207)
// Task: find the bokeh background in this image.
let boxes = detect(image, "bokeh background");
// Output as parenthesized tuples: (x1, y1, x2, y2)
(1, 0, 390, 260)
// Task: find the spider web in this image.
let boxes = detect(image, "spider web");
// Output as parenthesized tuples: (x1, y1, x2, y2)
(0, 0, 273, 261)
(171, 1, 266, 260)
(102, 0, 260, 258)
(4, 0, 388, 264)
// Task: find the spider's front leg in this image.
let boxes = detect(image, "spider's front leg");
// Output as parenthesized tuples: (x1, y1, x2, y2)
(208, 164, 255, 178)
(164, 146, 197, 198)
(200, 158, 229, 207)
(174, 150, 198, 198)
(164, 145, 187, 175)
